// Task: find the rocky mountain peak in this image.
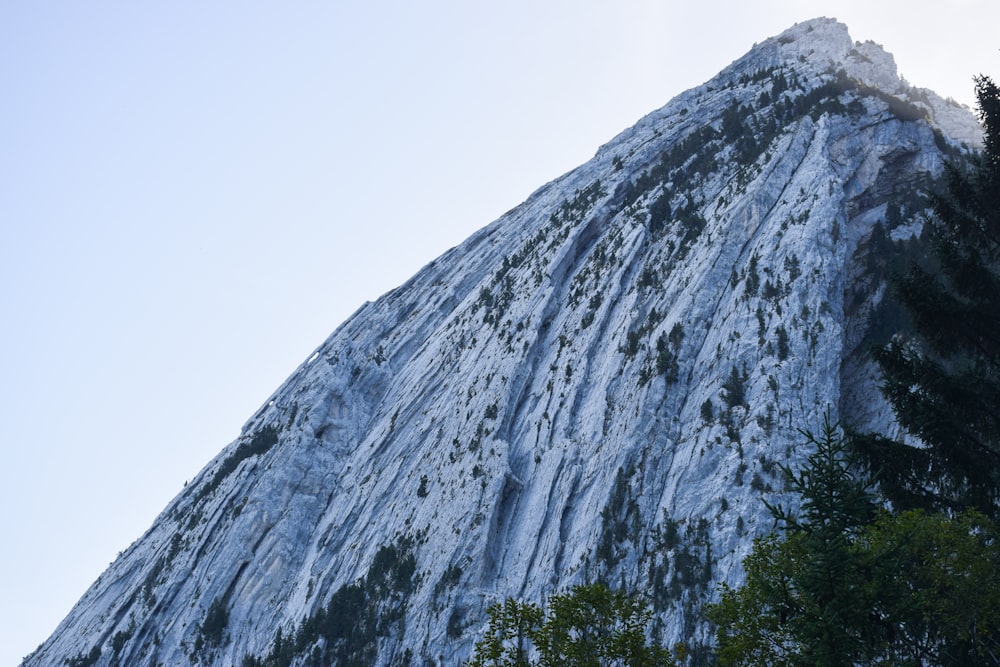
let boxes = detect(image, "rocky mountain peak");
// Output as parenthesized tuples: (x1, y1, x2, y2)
(768, 18, 980, 145)
(770, 18, 895, 86)
(23, 20, 980, 667)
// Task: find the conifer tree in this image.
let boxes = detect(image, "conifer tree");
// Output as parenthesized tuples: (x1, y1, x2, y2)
(856, 75, 1000, 518)
(710, 421, 1000, 665)
(709, 419, 875, 667)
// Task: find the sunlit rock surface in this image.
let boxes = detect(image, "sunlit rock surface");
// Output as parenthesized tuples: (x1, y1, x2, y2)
(24, 18, 980, 667)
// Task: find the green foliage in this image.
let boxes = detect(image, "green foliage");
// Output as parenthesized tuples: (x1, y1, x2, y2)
(648, 192, 673, 236)
(783, 254, 801, 283)
(468, 598, 543, 667)
(712, 74, 1000, 667)
(434, 563, 464, 601)
(668, 323, 685, 349)
(674, 199, 707, 255)
(467, 583, 678, 667)
(709, 532, 805, 666)
(196, 424, 280, 503)
(110, 623, 134, 656)
(709, 421, 873, 666)
(645, 515, 713, 641)
(243, 536, 419, 667)
(854, 76, 1000, 519)
(141, 531, 184, 608)
(550, 181, 607, 227)
(622, 330, 642, 359)
(479, 276, 515, 328)
(669, 519, 713, 596)
(760, 278, 781, 301)
(712, 508, 1000, 666)
(743, 255, 760, 298)
(709, 419, 1000, 665)
(700, 398, 714, 423)
(621, 126, 719, 211)
(859, 509, 1000, 664)
(766, 419, 874, 536)
(637, 266, 659, 290)
(655, 334, 679, 383)
(64, 646, 101, 667)
(194, 596, 230, 654)
(774, 326, 789, 361)
(722, 366, 746, 409)
(623, 310, 664, 364)
(597, 467, 641, 568)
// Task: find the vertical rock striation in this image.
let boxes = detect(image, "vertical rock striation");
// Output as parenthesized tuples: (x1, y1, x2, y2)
(25, 18, 981, 667)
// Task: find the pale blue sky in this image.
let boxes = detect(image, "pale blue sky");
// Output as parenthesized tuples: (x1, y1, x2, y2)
(2, 2, 997, 664)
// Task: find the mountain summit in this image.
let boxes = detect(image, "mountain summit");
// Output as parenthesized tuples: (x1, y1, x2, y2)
(25, 18, 980, 666)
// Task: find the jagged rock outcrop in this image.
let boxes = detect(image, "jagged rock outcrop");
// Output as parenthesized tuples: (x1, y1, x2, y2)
(25, 18, 981, 667)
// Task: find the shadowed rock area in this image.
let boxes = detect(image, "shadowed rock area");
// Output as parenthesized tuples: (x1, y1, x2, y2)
(24, 18, 981, 667)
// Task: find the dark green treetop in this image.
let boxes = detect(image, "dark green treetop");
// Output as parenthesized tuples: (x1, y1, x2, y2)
(709, 420, 1000, 666)
(467, 583, 678, 667)
(857, 75, 1000, 519)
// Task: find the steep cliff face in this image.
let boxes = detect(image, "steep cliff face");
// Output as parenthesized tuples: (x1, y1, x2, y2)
(26, 18, 980, 667)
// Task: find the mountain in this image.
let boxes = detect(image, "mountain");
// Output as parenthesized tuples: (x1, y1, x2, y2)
(24, 18, 981, 667)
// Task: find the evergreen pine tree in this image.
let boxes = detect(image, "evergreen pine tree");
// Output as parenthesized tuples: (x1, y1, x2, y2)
(856, 76, 1000, 518)
(710, 419, 875, 667)
(709, 420, 1000, 665)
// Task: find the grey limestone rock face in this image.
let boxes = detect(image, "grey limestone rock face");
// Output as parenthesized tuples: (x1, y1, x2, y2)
(25, 17, 981, 667)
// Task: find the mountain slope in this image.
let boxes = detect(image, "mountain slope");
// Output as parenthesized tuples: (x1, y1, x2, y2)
(25, 18, 980, 667)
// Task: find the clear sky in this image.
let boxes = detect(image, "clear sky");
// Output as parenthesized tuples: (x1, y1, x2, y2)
(2, 1, 997, 664)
